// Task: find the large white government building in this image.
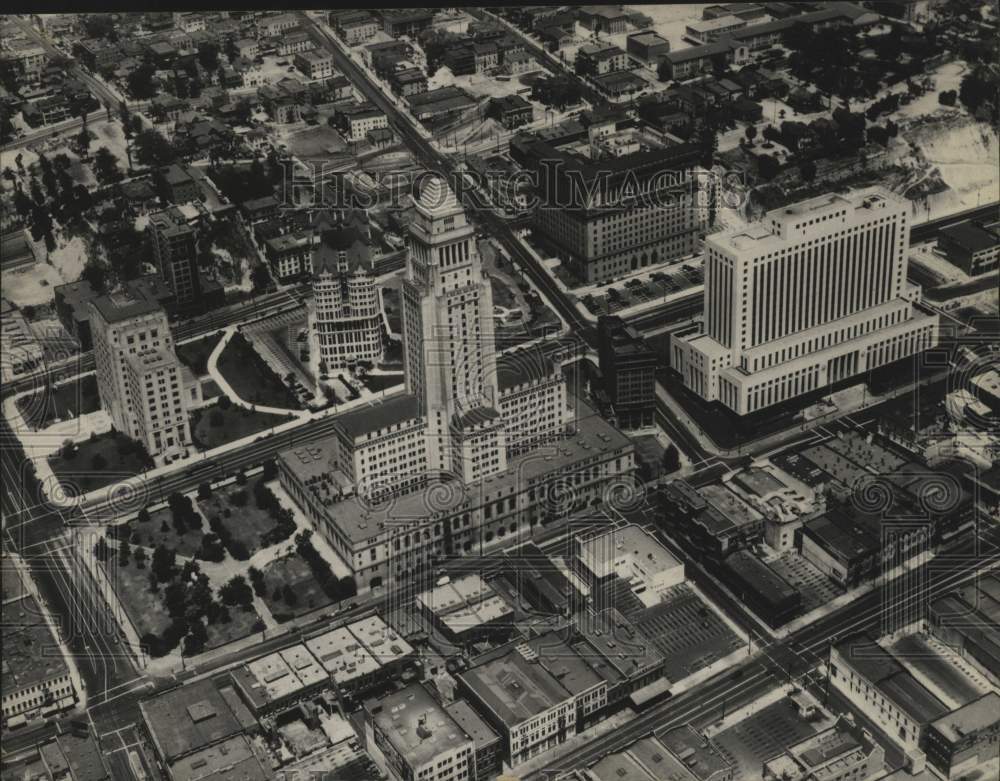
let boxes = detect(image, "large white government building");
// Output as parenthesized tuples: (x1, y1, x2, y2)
(280, 178, 634, 591)
(673, 188, 939, 415)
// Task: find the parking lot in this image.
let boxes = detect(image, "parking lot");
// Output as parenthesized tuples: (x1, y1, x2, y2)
(582, 263, 704, 316)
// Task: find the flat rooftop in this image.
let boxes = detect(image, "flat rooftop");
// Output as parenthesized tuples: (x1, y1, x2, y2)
(167, 735, 269, 781)
(460, 634, 600, 727)
(445, 698, 500, 750)
(348, 615, 414, 667)
(930, 691, 1000, 743)
(368, 684, 469, 770)
(656, 726, 733, 781)
(305, 626, 381, 684)
(577, 524, 681, 581)
(139, 678, 255, 762)
(699, 485, 763, 529)
(1, 595, 71, 694)
(292, 408, 631, 546)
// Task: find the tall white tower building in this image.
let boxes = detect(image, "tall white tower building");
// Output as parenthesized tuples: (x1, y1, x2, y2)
(401, 177, 508, 483)
(674, 188, 939, 414)
(90, 290, 192, 460)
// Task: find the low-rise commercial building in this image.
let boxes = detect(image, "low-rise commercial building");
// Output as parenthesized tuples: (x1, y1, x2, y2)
(762, 717, 885, 781)
(365, 683, 475, 781)
(576, 42, 629, 76)
(487, 94, 533, 130)
(231, 645, 327, 715)
(829, 634, 949, 762)
(295, 48, 334, 81)
(936, 219, 1000, 277)
(626, 31, 670, 64)
(922, 692, 1000, 780)
(459, 634, 607, 766)
(139, 678, 257, 769)
(416, 574, 515, 643)
(446, 699, 502, 781)
(720, 550, 800, 626)
(1, 595, 78, 728)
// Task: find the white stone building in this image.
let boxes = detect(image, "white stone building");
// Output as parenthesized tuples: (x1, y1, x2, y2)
(673, 188, 939, 414)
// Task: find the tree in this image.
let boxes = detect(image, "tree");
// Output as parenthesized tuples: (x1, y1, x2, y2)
(164, 581, 188, 617)
(282, 584, 298, 607)
(151, 544, 177, 583)
(220, 575, 253, 607)
(197, 482, 213, 501)
(93, 536, 110, 562)
(91, 453, 108, 471)
(138, 507, 151, 524)
(248, 566, 266, 597)
(93, 147, 122, 186)
(118, 538, 131, 565)
(662, 444, 680, 474)
(134, 129, 177, 169)
(183, 619, 208, 656)
(262, 459, 278, 481)
(235, 470, 248, 486)
(250, 264, 272, 293)
(127, 63, 158, 100)
(757, 154, 780, 181)
(198, 42, 220, 72)
(938, 90, 957, 107)
(134, 547, 148, 569)
(798, 159, 817, 182)
(744, 125, 757, 146)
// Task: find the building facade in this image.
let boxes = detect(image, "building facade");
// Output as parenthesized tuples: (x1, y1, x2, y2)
(673, 189, 939, 415)
(511, 135, 703, 283)
(597, 315, 657, 430)
(90, 291, 191, 459)
(148, 207, 202, 305)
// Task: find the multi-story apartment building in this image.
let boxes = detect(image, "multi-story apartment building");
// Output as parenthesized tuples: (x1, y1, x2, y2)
(234, 37, 259, 59)
(277, 30, 314, 57)
(332, 11, 380, 45)
(366, 684, 475, 781)
(379, 9, 435, 38)
(0, 41, 46, 85)
(295, 48, 334, 81)
(258, 12, 298, 38)
(673, 188, 939, 415)
(148, 206, 202, 305)
(124, 348, 192, 461)
(458, 634, 607, 767)
(597, 315, 657, 430)
(90, 290, 191, 459)
(334, 102, 389, 142)
(575, 42, 629, 76)
(510, 134, 703, 283)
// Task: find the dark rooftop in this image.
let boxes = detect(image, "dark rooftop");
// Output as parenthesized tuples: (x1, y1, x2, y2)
(334, 393, 422, 441)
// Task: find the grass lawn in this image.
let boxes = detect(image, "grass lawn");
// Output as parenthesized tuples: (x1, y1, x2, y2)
(205, 605, 261, 650)
(48, 432, 152, 497)
(190, 405, 291, 451)
(490, 276, 517, 309)
(200, 378, 222, 399)
(176, 332, 225, 376)
(131, 507, 205, 559)
(16, 374, 101, 429)
(260, 554, 333, 622)
(104, 557, 172, 638)
(216, 332, 303, 410)
(362, 373, 404, 393)
(196, 475, 281, 556)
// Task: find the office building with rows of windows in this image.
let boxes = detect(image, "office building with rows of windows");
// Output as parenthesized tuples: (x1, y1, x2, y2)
(673, 188, 939, 414)
(90, 290, 192, 460)
(509, 129, 703, 284)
